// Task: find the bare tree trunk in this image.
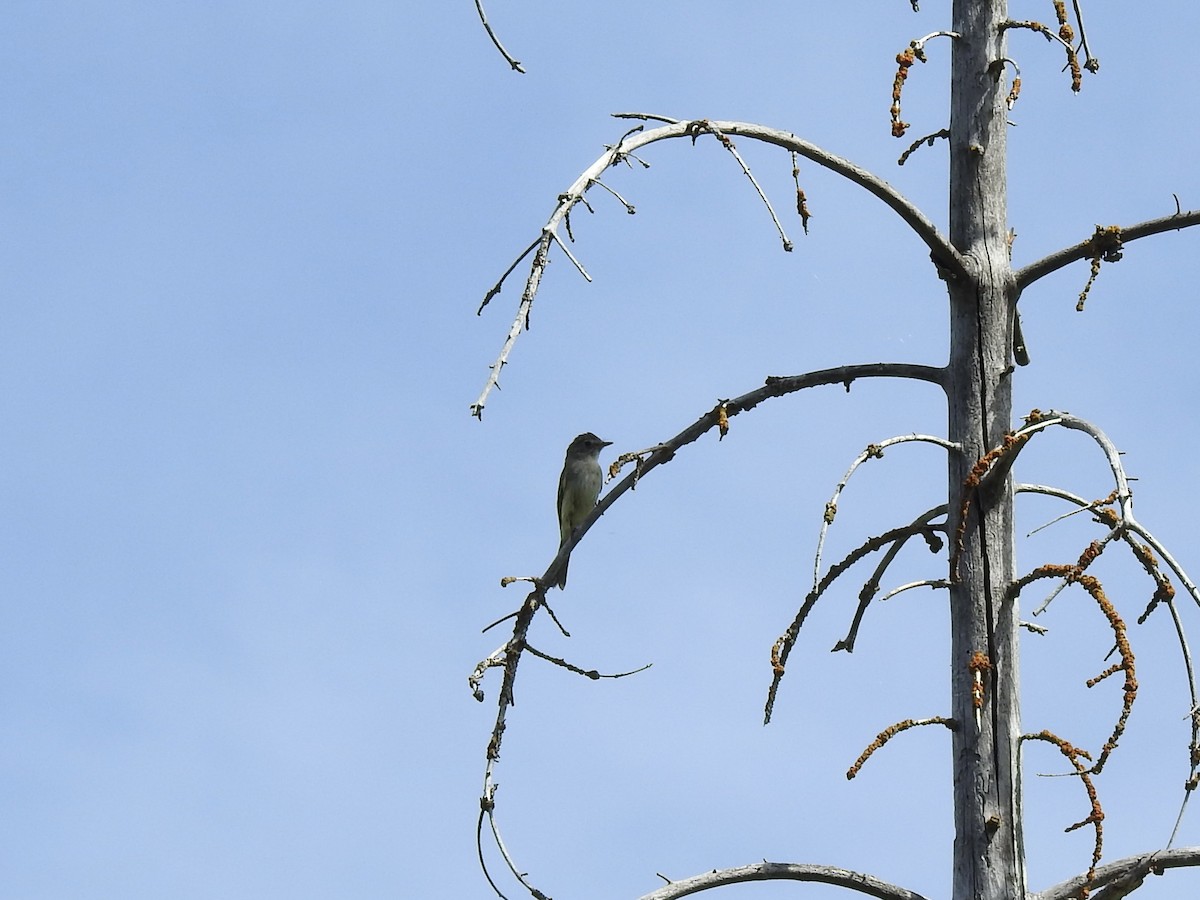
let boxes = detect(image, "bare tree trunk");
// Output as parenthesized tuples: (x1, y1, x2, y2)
(946, 2, 1024, 898)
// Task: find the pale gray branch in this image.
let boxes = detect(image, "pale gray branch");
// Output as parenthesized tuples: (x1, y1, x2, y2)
(639, 861, 932, 900)
(815, 436, 960, 592)
(473, 116, 963, 416)
(1032, 846, 1200, 900)
(553, 363, 946, 593)
(473, 0, 525, 73)
(1015, 208, 1200, 293)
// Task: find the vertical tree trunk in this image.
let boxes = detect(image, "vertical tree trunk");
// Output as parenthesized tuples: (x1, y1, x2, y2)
(946, 2, 1024, 898)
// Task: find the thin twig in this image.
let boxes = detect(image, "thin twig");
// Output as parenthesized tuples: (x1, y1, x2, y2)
(834, 504, 948, 653)
(524, 644, 652, 680)
(689, 120, 793, 251)
(897, 128, 949, 166)
(473, 0, 525, 73)
(911, 30, 960, 53)
(1161, 598, 1199, 848)
(1070, 0, 1100, 72)
(814, 434, 960, 592)
(877, 578, 952, 603)
(476, 237, 541, 316)
(547, 228, 591, 281)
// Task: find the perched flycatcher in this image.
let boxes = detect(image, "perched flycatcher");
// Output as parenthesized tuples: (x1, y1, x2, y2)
(555, 432, 612, 589)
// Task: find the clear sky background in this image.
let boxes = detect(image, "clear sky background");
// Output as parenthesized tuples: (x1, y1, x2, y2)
(3, 3, 1200, 898)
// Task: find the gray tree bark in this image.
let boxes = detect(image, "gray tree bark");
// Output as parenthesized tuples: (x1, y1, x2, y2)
(946, 1, 1025, 897)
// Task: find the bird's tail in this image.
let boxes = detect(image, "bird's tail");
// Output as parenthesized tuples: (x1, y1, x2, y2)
(555, 541, 569, 589)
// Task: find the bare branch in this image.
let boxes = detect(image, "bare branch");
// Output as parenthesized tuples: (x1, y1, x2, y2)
(471, 362, 948, 894)
(815, 437, 959, 593)
(1015, 207, 1200, 293)
(1161, 598, 1200, 849)
(472, 116, 965, 416)
(471, 232, 553, 419)
(1070, 0, 1100, 73)
(524, 643, 652, 681)
(473, 0, 525, 73)
(878, 578, 951, 603)
(609, 118, 968, 271)
(1011, 411, 1134, 517)
(638, 861, 933, 900)
(1032, 846, 1200, 900)
(834, 504, 949, 653)
(767, 521, 945, 724)
(688, 120, 793, 251)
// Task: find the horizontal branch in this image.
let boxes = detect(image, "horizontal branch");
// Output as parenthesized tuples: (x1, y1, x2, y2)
(639, 861, 932, 900)
(1032, 845, 1200, 900)
(1015, 207, 1200, 293)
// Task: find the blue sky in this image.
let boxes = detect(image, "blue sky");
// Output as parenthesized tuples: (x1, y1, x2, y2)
(3, 3, 1200, 898)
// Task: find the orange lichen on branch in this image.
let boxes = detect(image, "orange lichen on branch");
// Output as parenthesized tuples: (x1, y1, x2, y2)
(1005, 15, 1083, 92)
(769, 638, 784, 676)
(791, 155, 812, 234)
(1132, 539, 1177, 624)
(951, 430, 1034, 580)
(1016, 562, 1138, 776)
(1025, 729, 1103, 896)
(846, 716, 955, 779)
(1076, 572, 1137, 774)
(891, 47, 916, 137)
(1077, 225, 1124, 311)
(1006, 77, 1022, 109)
(1053, 1, 1077, 51)
(969, 650, 992, 712)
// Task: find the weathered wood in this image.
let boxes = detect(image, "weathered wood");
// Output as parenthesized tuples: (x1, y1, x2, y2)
(945, 2, 1025, 899)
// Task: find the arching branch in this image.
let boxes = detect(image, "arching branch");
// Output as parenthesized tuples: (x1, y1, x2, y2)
(1032, 846, 1200, 900)
(639, 861, 932, 900)
(473, 0, 524, 73)
(1015, 208, 1200, 293)
(815, 437, 959, 592)
(611, 116, 966, 276)
(471, 363, 945, 897)
(556, 363, 947, 589)
(472, 115, 964, 416)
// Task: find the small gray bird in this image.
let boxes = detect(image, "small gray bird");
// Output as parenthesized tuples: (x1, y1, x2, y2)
(555, 432, 612, 589)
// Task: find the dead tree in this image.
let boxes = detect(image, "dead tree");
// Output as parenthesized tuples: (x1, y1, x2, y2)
(469, 2, 1200, 898)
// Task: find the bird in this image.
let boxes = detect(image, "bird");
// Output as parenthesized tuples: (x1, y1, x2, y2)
(555, 432, 612, 589)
